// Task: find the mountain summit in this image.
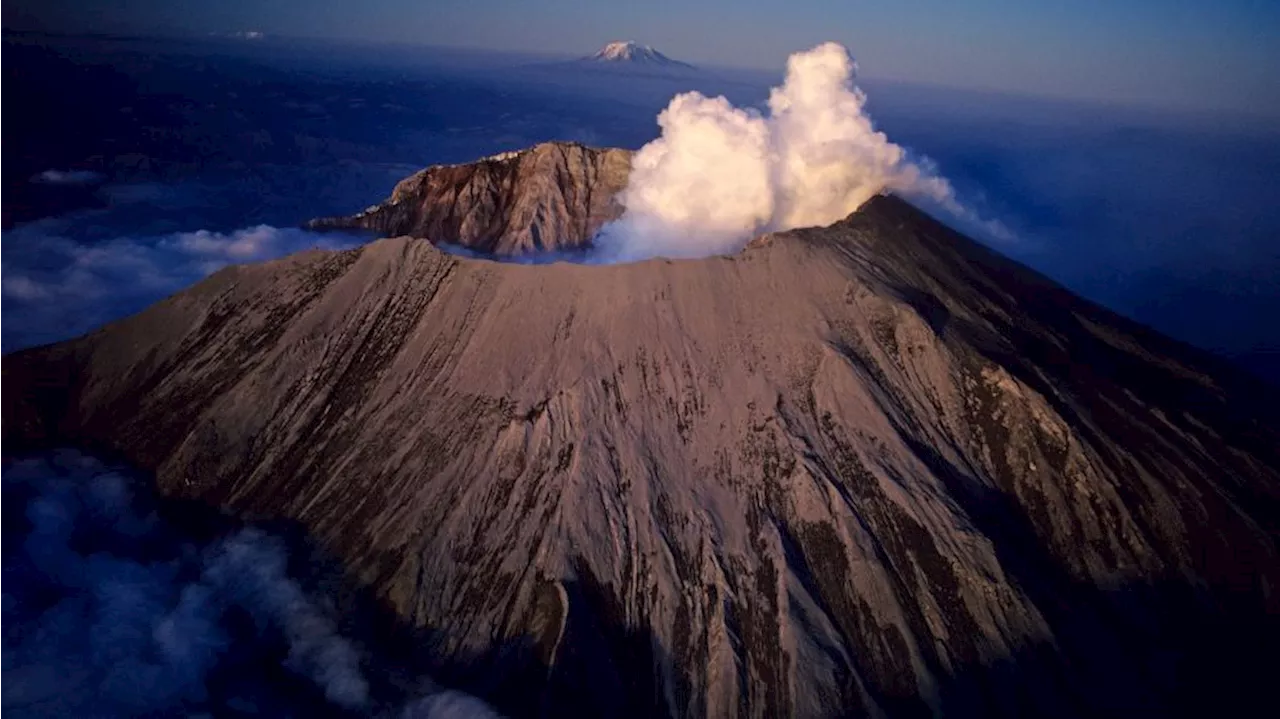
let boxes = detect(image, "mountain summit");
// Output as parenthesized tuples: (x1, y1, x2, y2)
(583, 40, 694, 69)
(7, 144, 1280, 717)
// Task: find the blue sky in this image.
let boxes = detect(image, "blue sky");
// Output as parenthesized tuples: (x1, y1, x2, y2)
(8, 0, 1280, 116)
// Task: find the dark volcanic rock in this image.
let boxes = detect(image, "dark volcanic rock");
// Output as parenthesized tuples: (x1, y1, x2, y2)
(307, 141, 632, 255)
(7, 179, 1280, 717)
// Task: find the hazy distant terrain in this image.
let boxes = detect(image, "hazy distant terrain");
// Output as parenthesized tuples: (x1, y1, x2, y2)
(2, 32, 1278, 380)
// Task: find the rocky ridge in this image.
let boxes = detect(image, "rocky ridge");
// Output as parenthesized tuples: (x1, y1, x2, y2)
(307, 142, 632, 256)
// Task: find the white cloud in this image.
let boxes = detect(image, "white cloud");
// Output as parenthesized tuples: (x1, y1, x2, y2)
(30, 169, 104, 186)
(168, 225, 317, 261)
(3, 275, 53, 301)
(594, 42, 1005, 261)
(4, 450, 502, 717)
(2, 221, 365, 351)
(599, 92, 775, 259)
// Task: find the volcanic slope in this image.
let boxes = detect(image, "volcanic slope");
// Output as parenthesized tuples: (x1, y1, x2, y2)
(8, 194, 1280, 718)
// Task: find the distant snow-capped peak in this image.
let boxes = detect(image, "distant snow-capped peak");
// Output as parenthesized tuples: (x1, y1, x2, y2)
(585, 41, 692, 68)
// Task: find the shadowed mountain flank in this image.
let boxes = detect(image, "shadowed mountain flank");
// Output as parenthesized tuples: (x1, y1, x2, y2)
(7, 194, 1280, 717)
(307, 141, 632, 255)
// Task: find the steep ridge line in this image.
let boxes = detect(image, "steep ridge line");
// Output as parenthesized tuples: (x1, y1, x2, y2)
(307, 142, 633, 256)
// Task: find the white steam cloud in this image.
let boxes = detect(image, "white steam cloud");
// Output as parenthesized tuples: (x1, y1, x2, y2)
(595, 42, 967, 261)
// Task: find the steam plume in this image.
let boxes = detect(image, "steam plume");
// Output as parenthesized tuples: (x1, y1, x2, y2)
(595, 42, 962, 261)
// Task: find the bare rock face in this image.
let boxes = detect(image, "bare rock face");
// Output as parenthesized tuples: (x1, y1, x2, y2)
(7, 194, 1280, 718)
(307, 141, 633, 255)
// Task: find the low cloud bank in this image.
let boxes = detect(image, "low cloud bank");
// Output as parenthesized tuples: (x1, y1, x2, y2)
(594, 42, 1005, 261)
(1, 222, 366, 351)
(2, 450, 501, 718)
(30, 169, 105, 186)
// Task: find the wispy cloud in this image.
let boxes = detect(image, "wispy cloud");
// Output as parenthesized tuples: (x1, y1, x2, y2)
(2, 220, 367, 351)
(3, 450, 503, 718)
(30, 169, 104, 186)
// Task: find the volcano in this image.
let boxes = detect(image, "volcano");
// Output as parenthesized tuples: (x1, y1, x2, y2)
(583, 41, 697, 70)
(6, 144, 1280, 718)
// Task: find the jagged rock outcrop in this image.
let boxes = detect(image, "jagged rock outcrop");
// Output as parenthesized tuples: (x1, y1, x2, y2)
(7, 191, 1280, 718)
(307, 141, 632, 255)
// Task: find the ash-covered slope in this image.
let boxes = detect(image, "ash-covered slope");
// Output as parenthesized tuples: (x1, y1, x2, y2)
(8, 195, 1280, 718)
(307, 141, 632, 255)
